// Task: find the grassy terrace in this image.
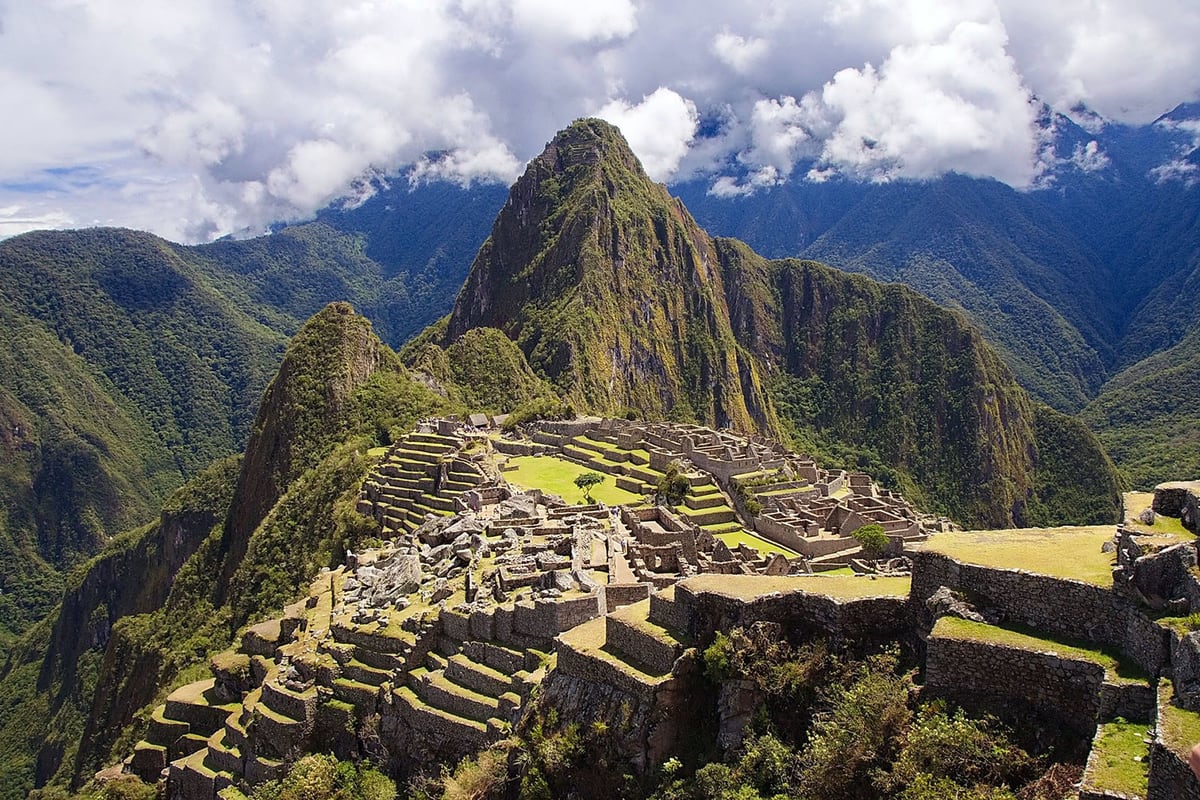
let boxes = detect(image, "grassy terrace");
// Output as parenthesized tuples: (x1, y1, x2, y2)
(1123, 491, 1195, 542)
(1085, 720, 1149, 797)
(918, 526, 1116, 586)
(1159, 681, 1200, 756)
(932, 617, 1145, 684)
(681, 573, 910, 601)
(714, 528, 798, 558)
(503, 455, 643, 505)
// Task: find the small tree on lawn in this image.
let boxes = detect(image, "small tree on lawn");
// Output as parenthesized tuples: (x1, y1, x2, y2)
(574, 471, 605, 503)
(853, 523, 888, 556)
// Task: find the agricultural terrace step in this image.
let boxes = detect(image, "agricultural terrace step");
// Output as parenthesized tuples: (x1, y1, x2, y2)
(244, 752, 285, 785)
(446, 653, 514, 697)
(147, 704, 190, 745)
(343, 659, 391, 686)
(394, 686, 489, 746)
(556, 617, 674, 702)
(443, 480, 477, 493)
(203, 730, 243, 777)
(390, 446, 449, 463)
(354, 646, 405, 673)
(704, 523, 745, 535)
(605, 599, 686, 674)
(684, 492, 728, 510)
(168, 748, 228, 799)
(422, 495, 457, 513)
(164, 679, 231, 736)
(170, 732, 210, 761)
(626, 466, 666, 484)
(332, 677, 380, 707)
(461, 640, 529, 674)
(410, 667, 501, 723)
(677, 505, 737, 526)
(690, 482, 721, 496)
(128, 742, 167, 784)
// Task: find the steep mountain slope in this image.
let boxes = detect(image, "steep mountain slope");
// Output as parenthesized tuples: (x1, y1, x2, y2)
(678, 105, 1200, 486)
(439, 119, 1121, 528)
(447, 119, 774, 431)
(0, 230, 286, 651)
(0, 304, 464, 797)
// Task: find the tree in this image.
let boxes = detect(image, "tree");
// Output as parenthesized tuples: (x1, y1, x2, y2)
(853, 523, 888, 556)
(574, 471, 604, 503)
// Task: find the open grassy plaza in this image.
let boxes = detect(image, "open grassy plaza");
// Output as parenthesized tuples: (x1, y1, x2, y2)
(502, 455, 644, 506)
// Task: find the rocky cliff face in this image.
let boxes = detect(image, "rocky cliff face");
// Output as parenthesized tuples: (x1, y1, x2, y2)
(442, 120, 1121, 528)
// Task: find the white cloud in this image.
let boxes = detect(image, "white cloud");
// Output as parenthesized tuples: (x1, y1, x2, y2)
(712, 32, 769, 74)
(0, 0, 1198, 240)
(510, 0, 638, 42)
(1069, 140, 1109, 173)
(596, 88, 699, 182)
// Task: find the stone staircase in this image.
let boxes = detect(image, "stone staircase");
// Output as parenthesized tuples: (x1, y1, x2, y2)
(395, 634, 549, 757)
(357, 432, 486, 536)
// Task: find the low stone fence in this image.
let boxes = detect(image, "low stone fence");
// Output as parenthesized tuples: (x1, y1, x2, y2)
(603, 583, 652, 612)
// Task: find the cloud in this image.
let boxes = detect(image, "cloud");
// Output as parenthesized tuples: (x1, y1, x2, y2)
(0, 0, 1198, 241)
(596, 88, 699, 182)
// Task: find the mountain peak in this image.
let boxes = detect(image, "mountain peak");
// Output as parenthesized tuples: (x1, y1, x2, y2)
(539, 117, 645, 176)
(445, 118, 770, 430)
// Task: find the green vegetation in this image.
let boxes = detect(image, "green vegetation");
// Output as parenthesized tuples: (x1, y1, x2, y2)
(919, 526, 1116, 586)
(245, 753, 396, 799)
(683, 573, 911, 601)
(852, 523, 888, 555)
(1158, 681, 1200, 757)
(0, 304, 457, 796)
(714, 529, 798, 558)
(504, 456, 641, 506)
(573, 471, 605, 503)
(656, 463, 691, 507)
(932, 617, 1144, 683)
(1085, 720, 1149, 797)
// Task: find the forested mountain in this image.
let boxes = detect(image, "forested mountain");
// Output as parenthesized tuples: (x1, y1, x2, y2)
(675, 104, 1200, 487)
(433, 119, 1120, 527)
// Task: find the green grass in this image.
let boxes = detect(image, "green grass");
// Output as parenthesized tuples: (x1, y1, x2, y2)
(919, 526, 1116, 585)
(682, 573, 910, 600)
(503, 455, 643, 506)
(1159, 680, 1200, 756)
(1086, 720, 1149, 797)
(931, 617, 1145, 684)
(714, 529, 798, 558)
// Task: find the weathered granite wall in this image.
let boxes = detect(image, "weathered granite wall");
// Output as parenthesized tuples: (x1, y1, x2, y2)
(910, 551, 1170, 675)
(924, 635, 1107, 736)
(1150, 683, 1200, 799)
(603, 583, 652, 612)
(674, 583, 911, 647)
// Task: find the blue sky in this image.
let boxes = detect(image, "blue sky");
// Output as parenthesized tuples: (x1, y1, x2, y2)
(1, 0, 1198, 242)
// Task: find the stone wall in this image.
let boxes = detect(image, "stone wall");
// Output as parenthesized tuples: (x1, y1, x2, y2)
(1150, 684, 1200, 799)
(1153, 482, 1200, 534)
(674, 583, 911, 647)
(924, 635, 1106, 736)
(603, 583, 652, 612)
(909, 551, 1170, 675)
